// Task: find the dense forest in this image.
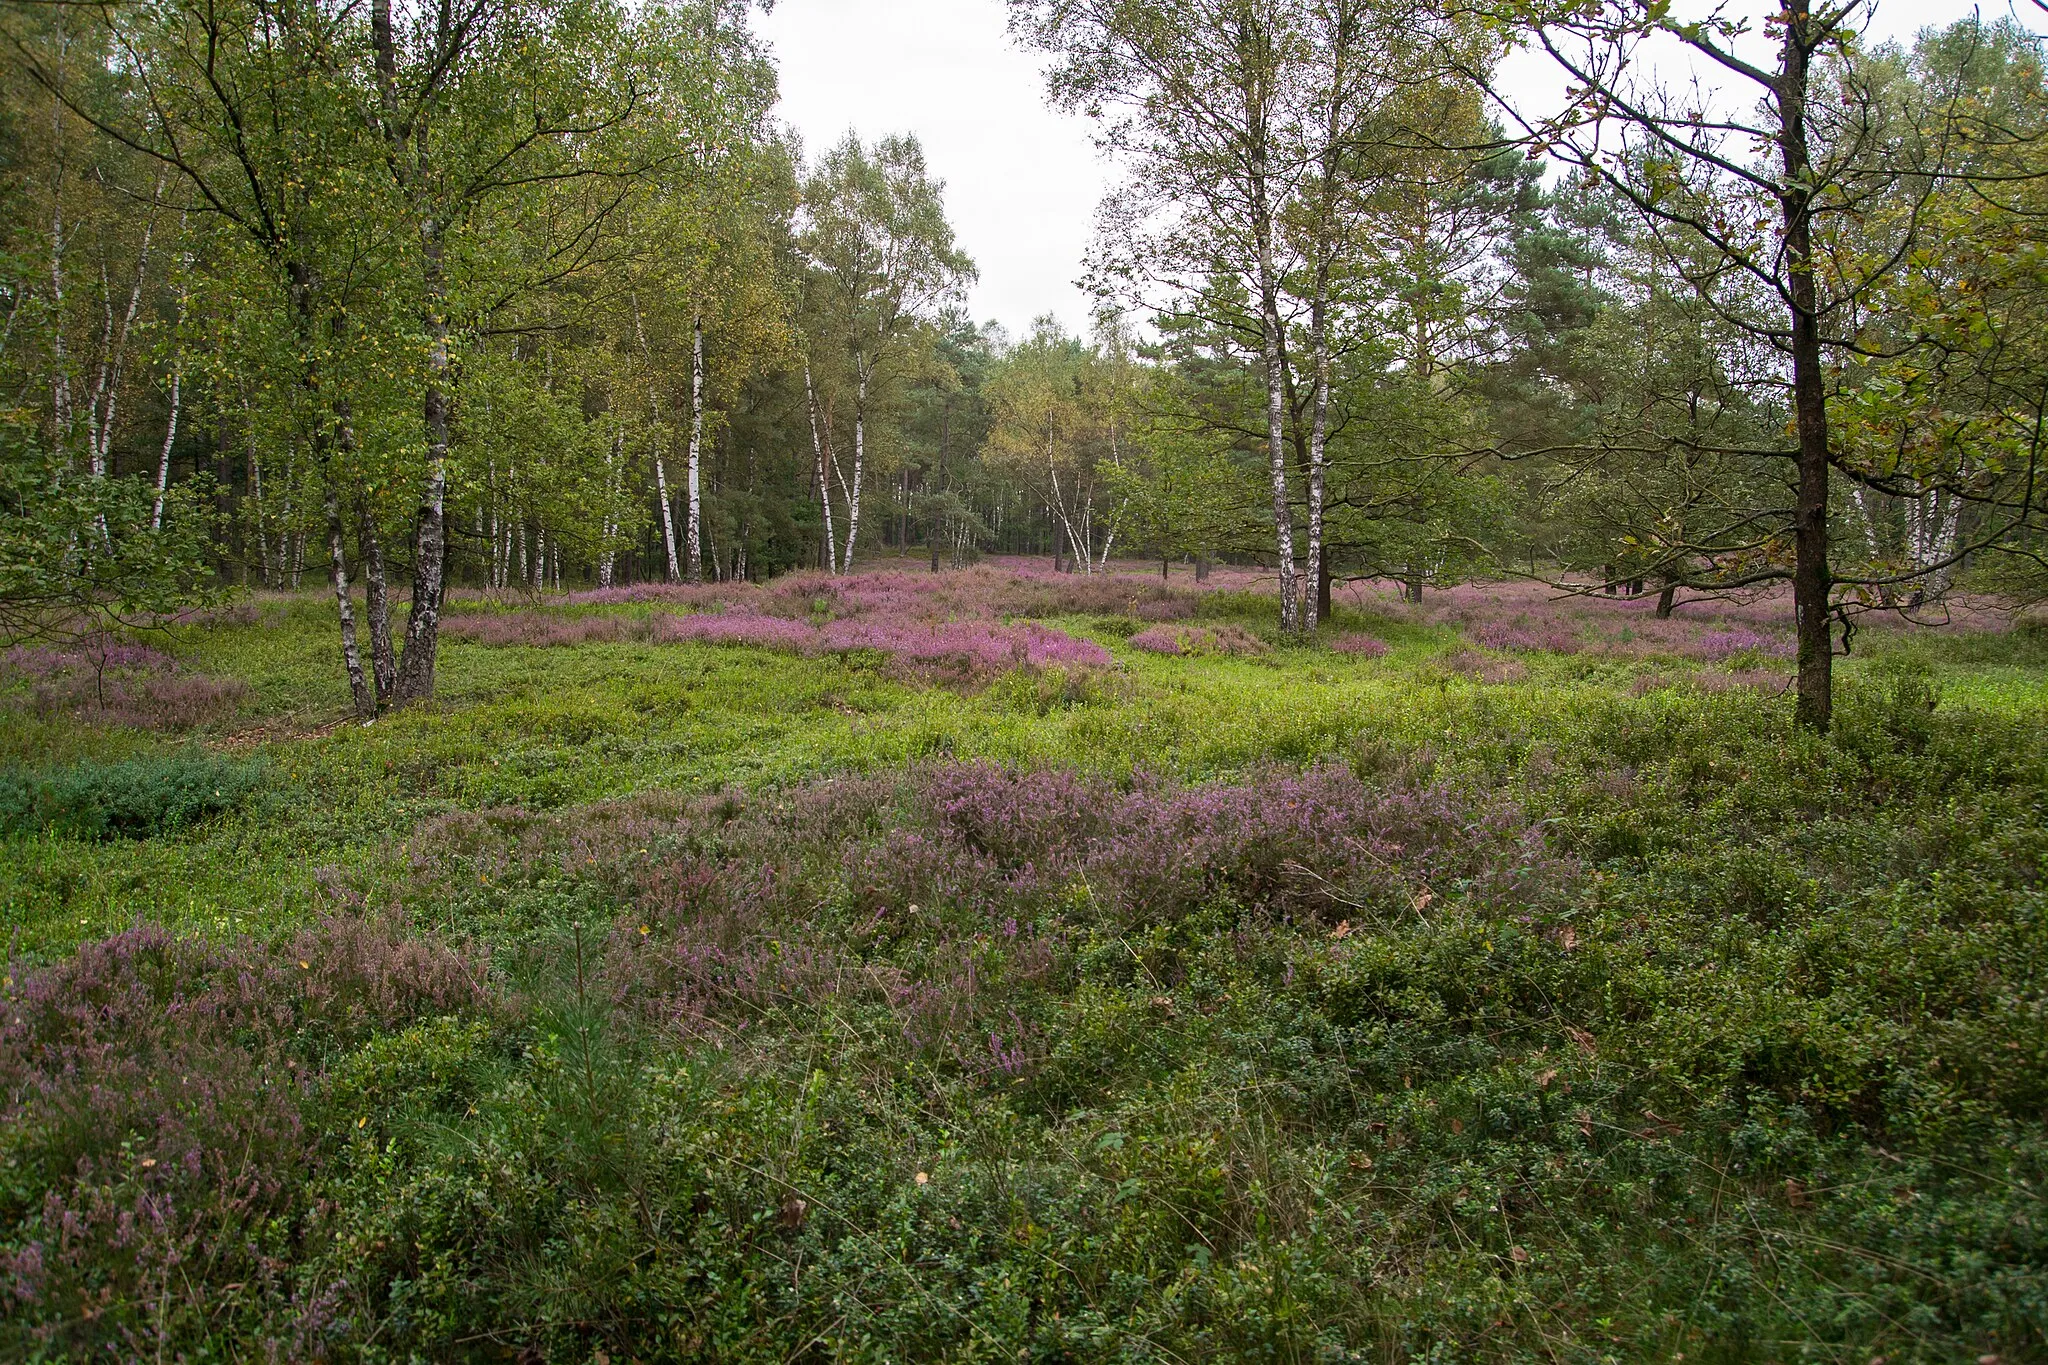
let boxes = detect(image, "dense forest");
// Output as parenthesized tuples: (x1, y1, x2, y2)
(5, 2, 2048, 1361)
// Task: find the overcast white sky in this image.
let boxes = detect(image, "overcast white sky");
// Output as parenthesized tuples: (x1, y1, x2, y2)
(757, 0, 2040, 339)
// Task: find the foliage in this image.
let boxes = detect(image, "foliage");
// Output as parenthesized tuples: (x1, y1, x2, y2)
(0, 573, 2044, 1360)
(0, 749, 267, 840)
(0, 425, 224, 646)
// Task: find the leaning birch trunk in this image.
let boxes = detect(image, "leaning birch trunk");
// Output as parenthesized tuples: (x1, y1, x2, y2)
(842, 363, 869, 574)
(634, 297, 681, 581)
(152, 363, 180, 531)
(87, 181, 164, 477)
(686, 312, 705, 582)
(1253, 200, 1298, 632)
(49, 204, 70, 446)
(805, 360, 837, 574)
(153, 235, 191, 528)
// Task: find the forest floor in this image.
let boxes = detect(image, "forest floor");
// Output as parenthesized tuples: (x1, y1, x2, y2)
(2, 557, 2045, 1362)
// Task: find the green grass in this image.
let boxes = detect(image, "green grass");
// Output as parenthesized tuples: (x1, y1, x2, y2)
(2, 589, 2044, 1362)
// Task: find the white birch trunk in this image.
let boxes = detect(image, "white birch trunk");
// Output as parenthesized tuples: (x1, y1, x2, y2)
(1254, 194, 1298, 630)
(598, 430, 622, 589)
(87, 184, 163, 477)
(152, 364, 180, 531)
(842, 363, 868, 574)
(686, 312, 705, 582)
(634, 298, 682, 582)
(805, 360, 837, 574)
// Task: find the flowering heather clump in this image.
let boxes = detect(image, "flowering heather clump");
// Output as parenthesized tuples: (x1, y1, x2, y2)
(1441, 648, 1529, 684)
(1690, 627, 1796, 662)
(1466, 619, 1583, 654)
(1, 643, 246, 731)
(441, 612, 647, 648)
(1328, 633, 1389, 658)
(0, 919, 488, 1339)
(556, 581, 759, 611)
(645, 608, 1111, 677)
(902, 760, 1570, 928)
(3, 643, 179, 677)
(653, 609, 826, 653)
(820, 618, 1114, 671)
(1127, 623, 1269, 657)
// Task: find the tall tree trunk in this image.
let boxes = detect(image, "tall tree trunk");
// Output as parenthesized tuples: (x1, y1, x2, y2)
(336, 392, 395, 709)
(636, 299, 682, 582)
(598, 429, 622, 589)
(393, 218, 450, 705)
(355, 492, 395, 708)
(86, 178, 164, 477)
(48, 135, 71, 448)
(1254, 194, 1298, 632)
(805, 360, 837, 574)
(843, 363, 869, 574)
(686, 312, 705, 582)
(290, 260, 373, 718)
(1779, 16, 1833, 732)
(152, 362, 180, 531)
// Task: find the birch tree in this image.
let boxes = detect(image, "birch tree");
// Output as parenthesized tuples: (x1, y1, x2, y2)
(800, 134, 973, 576)
(1013, 0, 1490, 631)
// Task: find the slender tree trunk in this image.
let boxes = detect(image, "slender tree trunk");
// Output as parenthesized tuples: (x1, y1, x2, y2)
(289, 259, 373, 717)
(86, 178, 164, 477)
(152, 363, 180, 531)
(356, 492, 395, 708)
(636, 299, 682, 582)
(48, 149, 71, 447)
(599, 429, 622, 589)
(686, 312, 705, 582)
(1254, 200, 1298, 631)
(393, 219, 450, 705)
(323, 481, 373, 719)
(843, 364, 868, 573)
(805, 360, 837, 574)
(1779, 17, 1833, 732)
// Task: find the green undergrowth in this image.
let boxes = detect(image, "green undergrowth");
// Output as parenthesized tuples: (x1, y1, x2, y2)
(0, 592, 2044, 1361)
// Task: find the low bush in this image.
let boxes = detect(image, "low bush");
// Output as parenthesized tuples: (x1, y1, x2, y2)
(0, 750, 268, 840)
(1127, 622, 1269, 657)
(1328, 631, 1388, 657)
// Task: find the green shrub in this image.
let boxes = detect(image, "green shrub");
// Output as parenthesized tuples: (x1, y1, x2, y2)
(0, 749, 267, 840)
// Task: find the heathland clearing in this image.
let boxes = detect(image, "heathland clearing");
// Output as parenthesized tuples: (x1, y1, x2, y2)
(2, 562, 2044, 1360)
